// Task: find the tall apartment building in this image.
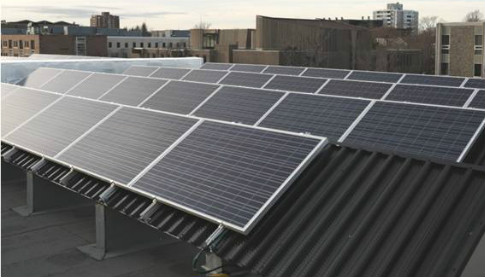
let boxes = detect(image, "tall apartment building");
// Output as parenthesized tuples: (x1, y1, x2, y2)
(90, 12, 120, 29)
(373, 2, 419, 32)
(436, 22, 485, 77)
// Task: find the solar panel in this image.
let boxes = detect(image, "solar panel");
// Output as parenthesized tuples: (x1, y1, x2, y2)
(303, 68, 351, 79)
(264, 75, 327, 93)
(343, 102, 485, 161)
(230, 64, 267, 73)
(66, 73, 126, 99)
(131, 121, 324, 232)
(201, 63, 233, 70)
(182, 69, 228, 83)
(41, 70, 91, 93)
(348, 71, 402, 83)
(100, 77, 167, 106)
(464, 78, 485, 89)
(5, 97, 117, 157)
(401, 74, 465, 87)
(141, 81, 219, 114)
(319, 79, 392, 99)
(149, 67, 191, 80)
(18, 68, 63, 88)
(469, 90, 485, 109)
(219, 72, 273, 88)
(386, 84, 474, 107)
(58, 107, 198, 184)
(194, 86, 284, 125)
(259, 94, 370, 141)
(1, 88, 61, 136)
(123, 66, 159, 77)
(263, 66, 305, 76)
(1, 83, 19, 99)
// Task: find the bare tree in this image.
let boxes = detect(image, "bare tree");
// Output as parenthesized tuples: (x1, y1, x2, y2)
(419, 16, 439, 32)
(464, 10, 484, 22)
(193, 21, 212, 29)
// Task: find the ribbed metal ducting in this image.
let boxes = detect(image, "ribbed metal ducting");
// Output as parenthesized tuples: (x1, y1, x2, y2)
(214, 145, 485, 277)
(2, 147, 42, 170)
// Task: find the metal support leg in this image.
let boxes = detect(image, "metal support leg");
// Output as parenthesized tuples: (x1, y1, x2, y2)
(12, 171, 90, 216)
(78, 203, 176, 260)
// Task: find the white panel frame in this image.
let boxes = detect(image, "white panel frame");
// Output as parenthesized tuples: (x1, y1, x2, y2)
(338, 100, 377, 143)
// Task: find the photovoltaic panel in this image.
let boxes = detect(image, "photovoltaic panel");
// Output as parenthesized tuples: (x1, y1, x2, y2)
(344, 102, 485, 161)
(194, 86, 284, 125)
(348, 71, 402, 83)
(182, 69, 228, 83)
(230, 64, 266, 73)
(5, 97, 117, 157)
(18, 68, 63, 88)
(219, 72, 273, 88)
(401, 74, 465, 87)
(1, 83, 19, 99)
(132, 121, 323, 232)
(41, 70, 91, 93)
(259, 93, 370, 141)
(464, 78, 485, 89)
(303, 68, 351, 79)
(201, 63, 233, 70)
(123, 66, 159, 77)
(141, 81, 219, 114)
(1, 88, 60, 135)
(386, 84, 474, 107)
(318, 79, 392, 99)
(58, 107, 198, 184)
(66, 73, 126, 99)
(263, 66, 305, 76)
(264, 75, 327, 93)
(469, 90, 485, 109)
(149, 67, 191, 80)
(100, 77, 167, 106)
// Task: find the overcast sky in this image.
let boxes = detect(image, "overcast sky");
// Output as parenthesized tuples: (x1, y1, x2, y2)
(1, 0, 483, 30)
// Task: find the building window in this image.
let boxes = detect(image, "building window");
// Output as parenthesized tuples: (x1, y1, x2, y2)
(24, 41, 29, 48)
(162, 42, 166, 48)
(169, 42, 173, 48)
(441, 63, 449, 75)
(148, 42, 151, 48)
(19, 41, 23, 49)
(116, 42, 120, 48)
(140, 42, 144, 48)
(2, 40, 7, 47)
(133, 42, 136, 48)
(155, 42, 158, 48)
(475, 35, 483, 55)
(183, 42, 186, 48)
(30, 40, 35, 49)
(441, 34, 450, 54)
(108, 42, 112, 48)
(475, 64, 482, 77)
(125, 42, 128, 48)
(13, 41, 18, 48)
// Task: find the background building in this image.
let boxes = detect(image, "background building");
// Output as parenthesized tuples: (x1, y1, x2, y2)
(90, 12, 120, 29)
(1, 34, 107, 57)
(435, 22, 485, 77)
(373, 2, 419, 33)
(107, 36, 189, 58)
(151, 30, 190, 38)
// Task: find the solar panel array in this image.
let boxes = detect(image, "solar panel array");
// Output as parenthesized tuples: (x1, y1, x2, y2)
(2, 74, 326, 234)
(4, 64, 485, 232)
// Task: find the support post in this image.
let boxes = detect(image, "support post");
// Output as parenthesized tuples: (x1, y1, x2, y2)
(12, 171, 90, 216)
(78, 203, 176, 260)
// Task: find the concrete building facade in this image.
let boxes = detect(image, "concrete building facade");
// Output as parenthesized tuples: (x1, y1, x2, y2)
(107, 36, 189, 58)
(435, 22, 485, 77)
(90, 12, 120, 29)
(373, 2, 419, 33)
(1, 34, 107, 57)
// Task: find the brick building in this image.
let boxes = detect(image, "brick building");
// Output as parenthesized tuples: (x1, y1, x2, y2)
(1, 34, 107, 57)
(435, 22, 485, 77)
(90, 12, 120, 29)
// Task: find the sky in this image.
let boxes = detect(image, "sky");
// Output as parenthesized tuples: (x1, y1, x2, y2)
(1, 0, 484, 30)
